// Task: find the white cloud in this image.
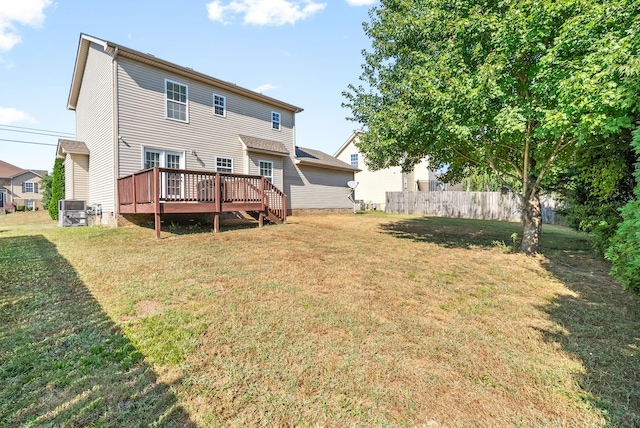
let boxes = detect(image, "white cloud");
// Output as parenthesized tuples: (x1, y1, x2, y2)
(345, 0, 377, 5)
(253, 83, 278, 93)
(206, 0, 326, 26)
(0, 107, 36, 125)
(0, 0, 52, 52)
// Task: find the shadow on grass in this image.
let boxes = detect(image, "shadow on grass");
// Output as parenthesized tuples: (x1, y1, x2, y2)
(379, 215, 640, 425)
(0, 235, 196, 427)
(539, 255, 640, 426)
(123, 212, 272, 236)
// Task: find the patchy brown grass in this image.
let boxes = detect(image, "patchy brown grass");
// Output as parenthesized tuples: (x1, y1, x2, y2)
(1, 211, 638, 427)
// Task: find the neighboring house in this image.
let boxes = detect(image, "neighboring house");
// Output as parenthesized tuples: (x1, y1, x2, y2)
(0, 160, 47, 212)
(59, 33, 358, 226)
(334, 131, 441, 211)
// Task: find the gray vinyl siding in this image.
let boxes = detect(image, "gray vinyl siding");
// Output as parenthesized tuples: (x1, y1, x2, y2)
(247, 153, 284, 190)
(286, 164, 353, 209)
(64, 153, 89, 201)
(75, 42, 114, 212)
(116, 57, 296, 178)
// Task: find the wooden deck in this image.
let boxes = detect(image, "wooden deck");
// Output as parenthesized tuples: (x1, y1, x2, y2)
(117, 167, 287, 238)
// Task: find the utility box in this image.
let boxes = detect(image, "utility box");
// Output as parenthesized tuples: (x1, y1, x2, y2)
(58, 200, 87, 227)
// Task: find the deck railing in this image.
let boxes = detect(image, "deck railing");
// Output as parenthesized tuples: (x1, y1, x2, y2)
(117, 168, 287, 236)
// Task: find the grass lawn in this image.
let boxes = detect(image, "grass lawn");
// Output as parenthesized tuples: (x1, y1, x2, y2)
(1, 210, 638, 427)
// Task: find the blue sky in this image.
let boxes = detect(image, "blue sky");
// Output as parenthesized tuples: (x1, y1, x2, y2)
(0, 0, 376, 172)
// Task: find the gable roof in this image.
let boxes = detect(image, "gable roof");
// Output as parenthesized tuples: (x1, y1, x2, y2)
(0, 160, 25, 178)
(240, 135, 289, 156)
(68, 33, 304, 114)
(57, 139, 90, 158)
(334, 130, 364, 157)
(0, 160, 46, 179)
(295, 147, 360, 172)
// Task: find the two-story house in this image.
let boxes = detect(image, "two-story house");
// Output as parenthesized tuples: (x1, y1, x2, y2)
(59, 34, 358, 228)
(0, 160, 46, 212)
(334, 131, 441, 211)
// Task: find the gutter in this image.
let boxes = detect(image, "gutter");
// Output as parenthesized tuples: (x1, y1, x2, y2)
(112, 46, 119, 219)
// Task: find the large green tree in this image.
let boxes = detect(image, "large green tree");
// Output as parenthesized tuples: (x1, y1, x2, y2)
(344, 0, 639, 253)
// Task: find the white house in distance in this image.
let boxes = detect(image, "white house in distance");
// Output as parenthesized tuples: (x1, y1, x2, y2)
(58, 33, 358, 228)
(334, 131, 440, 211)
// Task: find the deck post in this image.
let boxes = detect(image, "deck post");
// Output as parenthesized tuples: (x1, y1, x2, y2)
(154, 167, 161, 239)
(214, 172, 221, 233)
(132, 173, 137, 214)
(283, 194, 287, 223)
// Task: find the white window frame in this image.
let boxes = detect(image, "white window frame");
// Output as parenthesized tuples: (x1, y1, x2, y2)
(213, 94, 226, 117)
(142, 148, 186, 199)
(25, 200, 35, 211)
(23, 182, 35, 193)
(142, 147, 185, 170)
(165, 79, 189, 123)
(350, 154, 358, 168)
(271, 111, 281, 131)
(216, 157, 233, 173)
(259, 160, 274, 183)
(0, 189, 7, 206)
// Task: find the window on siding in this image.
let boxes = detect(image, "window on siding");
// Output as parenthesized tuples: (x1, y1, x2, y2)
(213, 94, 226, 117)
(259, 160, 273, 182)
(145, 150, 161, 169)
(26, 200, 34, 210)
(350, 154, 358, 168)
(23, 182, 37, 193)
(216, 157, 233, 173)
(166, 79, 188, 122)
(271, 111, 281, 130)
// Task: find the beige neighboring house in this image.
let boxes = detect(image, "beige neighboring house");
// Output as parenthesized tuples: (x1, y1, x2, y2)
(0, 160, 47, 212)
(334, 131, 441, 211)
(58, 33, 358, 226)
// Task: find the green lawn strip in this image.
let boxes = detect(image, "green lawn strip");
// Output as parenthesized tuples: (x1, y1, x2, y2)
(0, 234, 194, 427)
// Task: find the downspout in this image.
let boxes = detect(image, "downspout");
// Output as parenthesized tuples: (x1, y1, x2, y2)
(112, 46, 119, 223)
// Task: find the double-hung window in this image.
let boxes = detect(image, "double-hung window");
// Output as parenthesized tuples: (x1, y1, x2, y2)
(271, 111, 281, 131)
(350, 154, 359, 168)
(23, 182, 36, 193)
(166, 79, 188, 122)
(213, 94, 226, 117)
(216, 157, 233, 173)
(259, 160, 273, 183)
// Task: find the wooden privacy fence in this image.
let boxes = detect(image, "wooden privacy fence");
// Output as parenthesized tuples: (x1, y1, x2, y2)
(385, 191, 564, 224)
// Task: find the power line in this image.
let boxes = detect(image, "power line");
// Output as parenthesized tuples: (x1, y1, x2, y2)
(0, 138, 58, 147)
(0, 127, 75, 138)
(0, 124, 75, 137)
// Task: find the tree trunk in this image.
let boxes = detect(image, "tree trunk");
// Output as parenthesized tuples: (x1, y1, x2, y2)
(520, 192, 542, 254)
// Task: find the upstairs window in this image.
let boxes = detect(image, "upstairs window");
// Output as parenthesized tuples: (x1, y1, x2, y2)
(350, 154, 358, 168)
(166, 79, 188, 122)
(216, 157, 233, 173)
(271, 111, 281, 130)
(23, 182, 37, 193)
(213, 94, 226, 117)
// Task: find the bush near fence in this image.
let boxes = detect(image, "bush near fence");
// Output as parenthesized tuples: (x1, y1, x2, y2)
(385, 191, 563, 225)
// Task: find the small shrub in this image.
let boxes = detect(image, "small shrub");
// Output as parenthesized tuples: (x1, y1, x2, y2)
(16, 205, 25, 212)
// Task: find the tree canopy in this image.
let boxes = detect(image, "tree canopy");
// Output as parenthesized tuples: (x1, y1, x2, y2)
(344, 0, 640, 253)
